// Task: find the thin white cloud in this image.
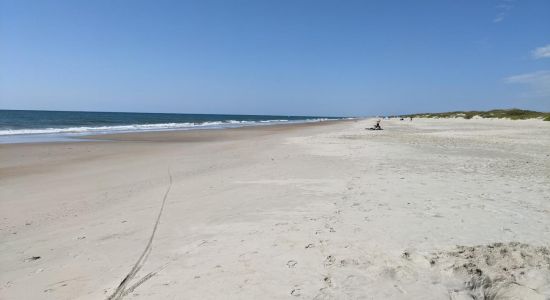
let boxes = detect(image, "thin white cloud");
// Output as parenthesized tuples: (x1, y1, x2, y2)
(505, 70, 550, 97)
(493, 14, 505, 23)
(493, 0, 514, 23)
(532, 44, 550, 59)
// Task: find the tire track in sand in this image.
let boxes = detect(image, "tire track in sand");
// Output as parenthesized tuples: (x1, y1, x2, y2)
(107, 170, 173, 300)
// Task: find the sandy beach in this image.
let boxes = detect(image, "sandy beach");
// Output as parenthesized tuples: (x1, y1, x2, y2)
(1, 118, 549, 299)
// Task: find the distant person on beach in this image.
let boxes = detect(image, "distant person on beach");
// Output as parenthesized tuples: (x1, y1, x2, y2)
(366, 120, 382, 130)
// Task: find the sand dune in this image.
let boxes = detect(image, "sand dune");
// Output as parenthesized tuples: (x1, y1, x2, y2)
(1, 118, 549, 299)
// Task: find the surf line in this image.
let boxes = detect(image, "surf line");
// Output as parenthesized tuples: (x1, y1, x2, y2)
(108, 170, 173, 300)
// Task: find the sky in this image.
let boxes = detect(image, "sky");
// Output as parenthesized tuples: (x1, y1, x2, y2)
(1, 0, 549, 117)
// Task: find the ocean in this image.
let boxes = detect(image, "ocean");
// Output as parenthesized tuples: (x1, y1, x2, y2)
(0, 110, 340, 143)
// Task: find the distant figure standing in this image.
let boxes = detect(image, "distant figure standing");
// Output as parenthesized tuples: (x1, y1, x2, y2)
(410, 117, 413, 121)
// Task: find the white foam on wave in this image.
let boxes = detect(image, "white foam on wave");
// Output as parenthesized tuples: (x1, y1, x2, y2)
(0, 118, 331, 136)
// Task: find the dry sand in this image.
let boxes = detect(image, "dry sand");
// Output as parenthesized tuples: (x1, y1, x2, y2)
(1, 118, 549, 299)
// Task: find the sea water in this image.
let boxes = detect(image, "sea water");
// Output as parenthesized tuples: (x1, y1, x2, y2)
(0, 110, 340, 143)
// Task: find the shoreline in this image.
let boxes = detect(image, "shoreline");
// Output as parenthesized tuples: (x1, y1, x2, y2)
(0, 118, 353, 145)
(81, 118, 354, 143)
(1, 118, 549, 299)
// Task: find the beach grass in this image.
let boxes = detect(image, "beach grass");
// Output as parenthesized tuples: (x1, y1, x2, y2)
(403, 109, 550, 121)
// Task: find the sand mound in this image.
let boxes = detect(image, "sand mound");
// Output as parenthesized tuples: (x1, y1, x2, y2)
(430, 242, 550, 299)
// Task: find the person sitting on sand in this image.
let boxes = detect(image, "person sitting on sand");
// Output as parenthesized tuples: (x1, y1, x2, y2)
(366, 120, 383, 130)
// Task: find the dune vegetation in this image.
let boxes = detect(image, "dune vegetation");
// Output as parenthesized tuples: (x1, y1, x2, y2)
(403, 109, 550, 121)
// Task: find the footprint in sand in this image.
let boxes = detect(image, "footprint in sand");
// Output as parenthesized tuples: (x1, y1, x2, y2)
(290, 288, 301, 296)
(323, 276, 333, 287)
(324, 255, 336, 267)
(287, 260, 298, 268)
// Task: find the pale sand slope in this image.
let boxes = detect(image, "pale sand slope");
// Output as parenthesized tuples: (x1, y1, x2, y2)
(1, 119, 549, 299)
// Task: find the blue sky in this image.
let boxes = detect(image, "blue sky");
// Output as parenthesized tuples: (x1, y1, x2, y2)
(1, 0, 549, 116)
